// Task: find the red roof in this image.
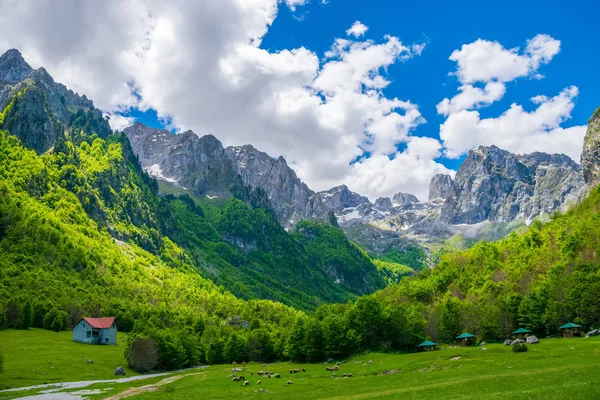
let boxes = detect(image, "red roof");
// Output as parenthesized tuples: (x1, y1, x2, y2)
(81, 317, 116, 329)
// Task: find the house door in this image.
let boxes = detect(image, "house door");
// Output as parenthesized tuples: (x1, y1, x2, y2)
(105, 338, 109, 344)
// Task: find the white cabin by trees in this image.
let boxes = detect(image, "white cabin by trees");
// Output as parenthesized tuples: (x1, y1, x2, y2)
(72, 317, 117, 345)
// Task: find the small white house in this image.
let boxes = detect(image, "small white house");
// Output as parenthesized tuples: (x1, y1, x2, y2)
(72, 317, 117, 345)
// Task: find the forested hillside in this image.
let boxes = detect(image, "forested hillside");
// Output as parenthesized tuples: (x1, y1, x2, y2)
(277, 183, 600, 361)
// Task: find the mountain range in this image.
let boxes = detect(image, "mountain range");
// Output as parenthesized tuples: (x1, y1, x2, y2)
(124, 114, 588, 265)
(1, 47, 598, 308)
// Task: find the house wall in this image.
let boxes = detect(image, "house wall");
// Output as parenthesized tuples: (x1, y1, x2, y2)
(99, 326, 117, 345)
(72, 320, 94, 344)
(72, 321, 118, 345)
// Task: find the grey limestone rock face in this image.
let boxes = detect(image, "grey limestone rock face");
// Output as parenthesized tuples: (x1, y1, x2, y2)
(392, 192, 419, 208)
(428, 174, 453, 202)
(225, 145, 319, 226)
(374, 197, 393, 211)
(439, 145, 585, 225)
(0, 49, 32, 84)
(581, 108, 600, 186)
(124, 123, 237, 196)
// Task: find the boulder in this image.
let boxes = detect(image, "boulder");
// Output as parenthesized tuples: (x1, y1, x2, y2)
(511, 339, 525, 345)
(114, 366, 126, 376)
(526, 335, 539, 344)
(503, 340, 512, 346)
(87, 359, 94, 364)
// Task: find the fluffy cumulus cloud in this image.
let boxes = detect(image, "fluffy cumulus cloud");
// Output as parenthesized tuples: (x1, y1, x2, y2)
(346, 21, 369, 38)
(0, 0, 452, 200)
(449, 34, 560, 84)
(438, 34, 586, 161)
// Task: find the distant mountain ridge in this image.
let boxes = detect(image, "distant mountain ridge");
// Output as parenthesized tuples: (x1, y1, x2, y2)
(125, 122, 588, 257)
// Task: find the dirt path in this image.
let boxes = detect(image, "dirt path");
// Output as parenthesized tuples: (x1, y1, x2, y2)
(104, 372, 205, 400)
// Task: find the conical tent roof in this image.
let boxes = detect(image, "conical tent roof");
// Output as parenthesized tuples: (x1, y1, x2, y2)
(417, 340, 437, 347)
(456, 333, 475, 339)
(559, 322, 581, 329)
(512, 327, 532, 334)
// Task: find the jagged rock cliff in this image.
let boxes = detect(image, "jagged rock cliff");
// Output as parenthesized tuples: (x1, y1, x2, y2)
(0, 49, 110, 153)
(429, 174, 453, 201)
(581, 108, 600, 186)
(125, 117, 590, 252)
(440, 146, 585, 225)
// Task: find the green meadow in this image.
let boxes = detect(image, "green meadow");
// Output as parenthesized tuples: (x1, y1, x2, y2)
(0, 328, 138, 390)
(1, 329, 600, 399)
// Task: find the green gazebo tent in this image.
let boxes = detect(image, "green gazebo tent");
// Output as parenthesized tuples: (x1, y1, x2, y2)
(559, 322, 582, 338)
(417, 340, 437, 351)
(512, 327, 532, 337)
(456, 333, 475, 346)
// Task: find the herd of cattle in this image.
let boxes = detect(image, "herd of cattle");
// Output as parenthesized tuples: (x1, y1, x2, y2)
(231, 363, 352, 387)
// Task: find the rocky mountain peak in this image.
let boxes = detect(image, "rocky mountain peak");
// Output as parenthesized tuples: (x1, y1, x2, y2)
(0, 48, 32, 83)
(581, 107, 600, 185)
(440, 145, 585, 225)
(374, 197, 393, 211)
(392, 192, 419, 208)
(429, 174, 453, 201)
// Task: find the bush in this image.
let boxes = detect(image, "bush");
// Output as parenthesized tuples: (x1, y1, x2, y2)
(512, 342, 528, 353)
(0, 349, 3, 373)
(125, 337, 159, 372)
(43, 309, 69, 332)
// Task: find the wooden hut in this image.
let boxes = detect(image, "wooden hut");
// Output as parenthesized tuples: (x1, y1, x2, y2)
(559, 322, 582, 338)
(417, 340, 437, 352)
(456, 333, 475, 346)
(512, 327, 532, 338)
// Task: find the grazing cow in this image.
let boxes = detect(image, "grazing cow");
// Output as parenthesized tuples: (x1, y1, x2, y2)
(301, 368, 306, 372)
(287, 380, 293, 385)
(232, 377, 238, 382)
(243, 381, 249, 386)
(274, 374, 281, 378)
(343, 373, 347, 377)
(257, 380, 262, 385)
(348, 373, 353, 377)
(290, 369, 293, 374)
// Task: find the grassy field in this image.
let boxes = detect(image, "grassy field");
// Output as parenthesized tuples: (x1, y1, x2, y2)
(1, 329, 600, 399)
(0, 328, 137, 390)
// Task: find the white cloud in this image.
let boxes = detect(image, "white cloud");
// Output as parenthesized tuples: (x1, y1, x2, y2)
(346, 21, 368, 38)
(105, 113, 135, 131)
(440, 86, 586, 160)
(437, 81, 506, 116)
(438, 34, 585, 161)
(449, 34, 560, 84)
(0, 0, 447, 201)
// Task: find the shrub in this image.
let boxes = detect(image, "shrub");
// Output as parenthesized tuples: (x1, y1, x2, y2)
(0, 349, 3, 373)
(43, 309, 69, 332)
(125, 337, 159, 372)
(512, 342, 528, 353)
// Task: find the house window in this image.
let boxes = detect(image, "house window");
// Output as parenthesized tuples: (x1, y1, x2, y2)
(86, 331, 91, 338)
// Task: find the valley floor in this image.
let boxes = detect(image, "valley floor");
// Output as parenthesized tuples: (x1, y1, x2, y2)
(1, 329, 599, 399)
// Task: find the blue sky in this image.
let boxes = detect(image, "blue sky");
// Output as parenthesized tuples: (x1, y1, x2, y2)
(259, 0, 600, 170)
(3, 0, 598, 199)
